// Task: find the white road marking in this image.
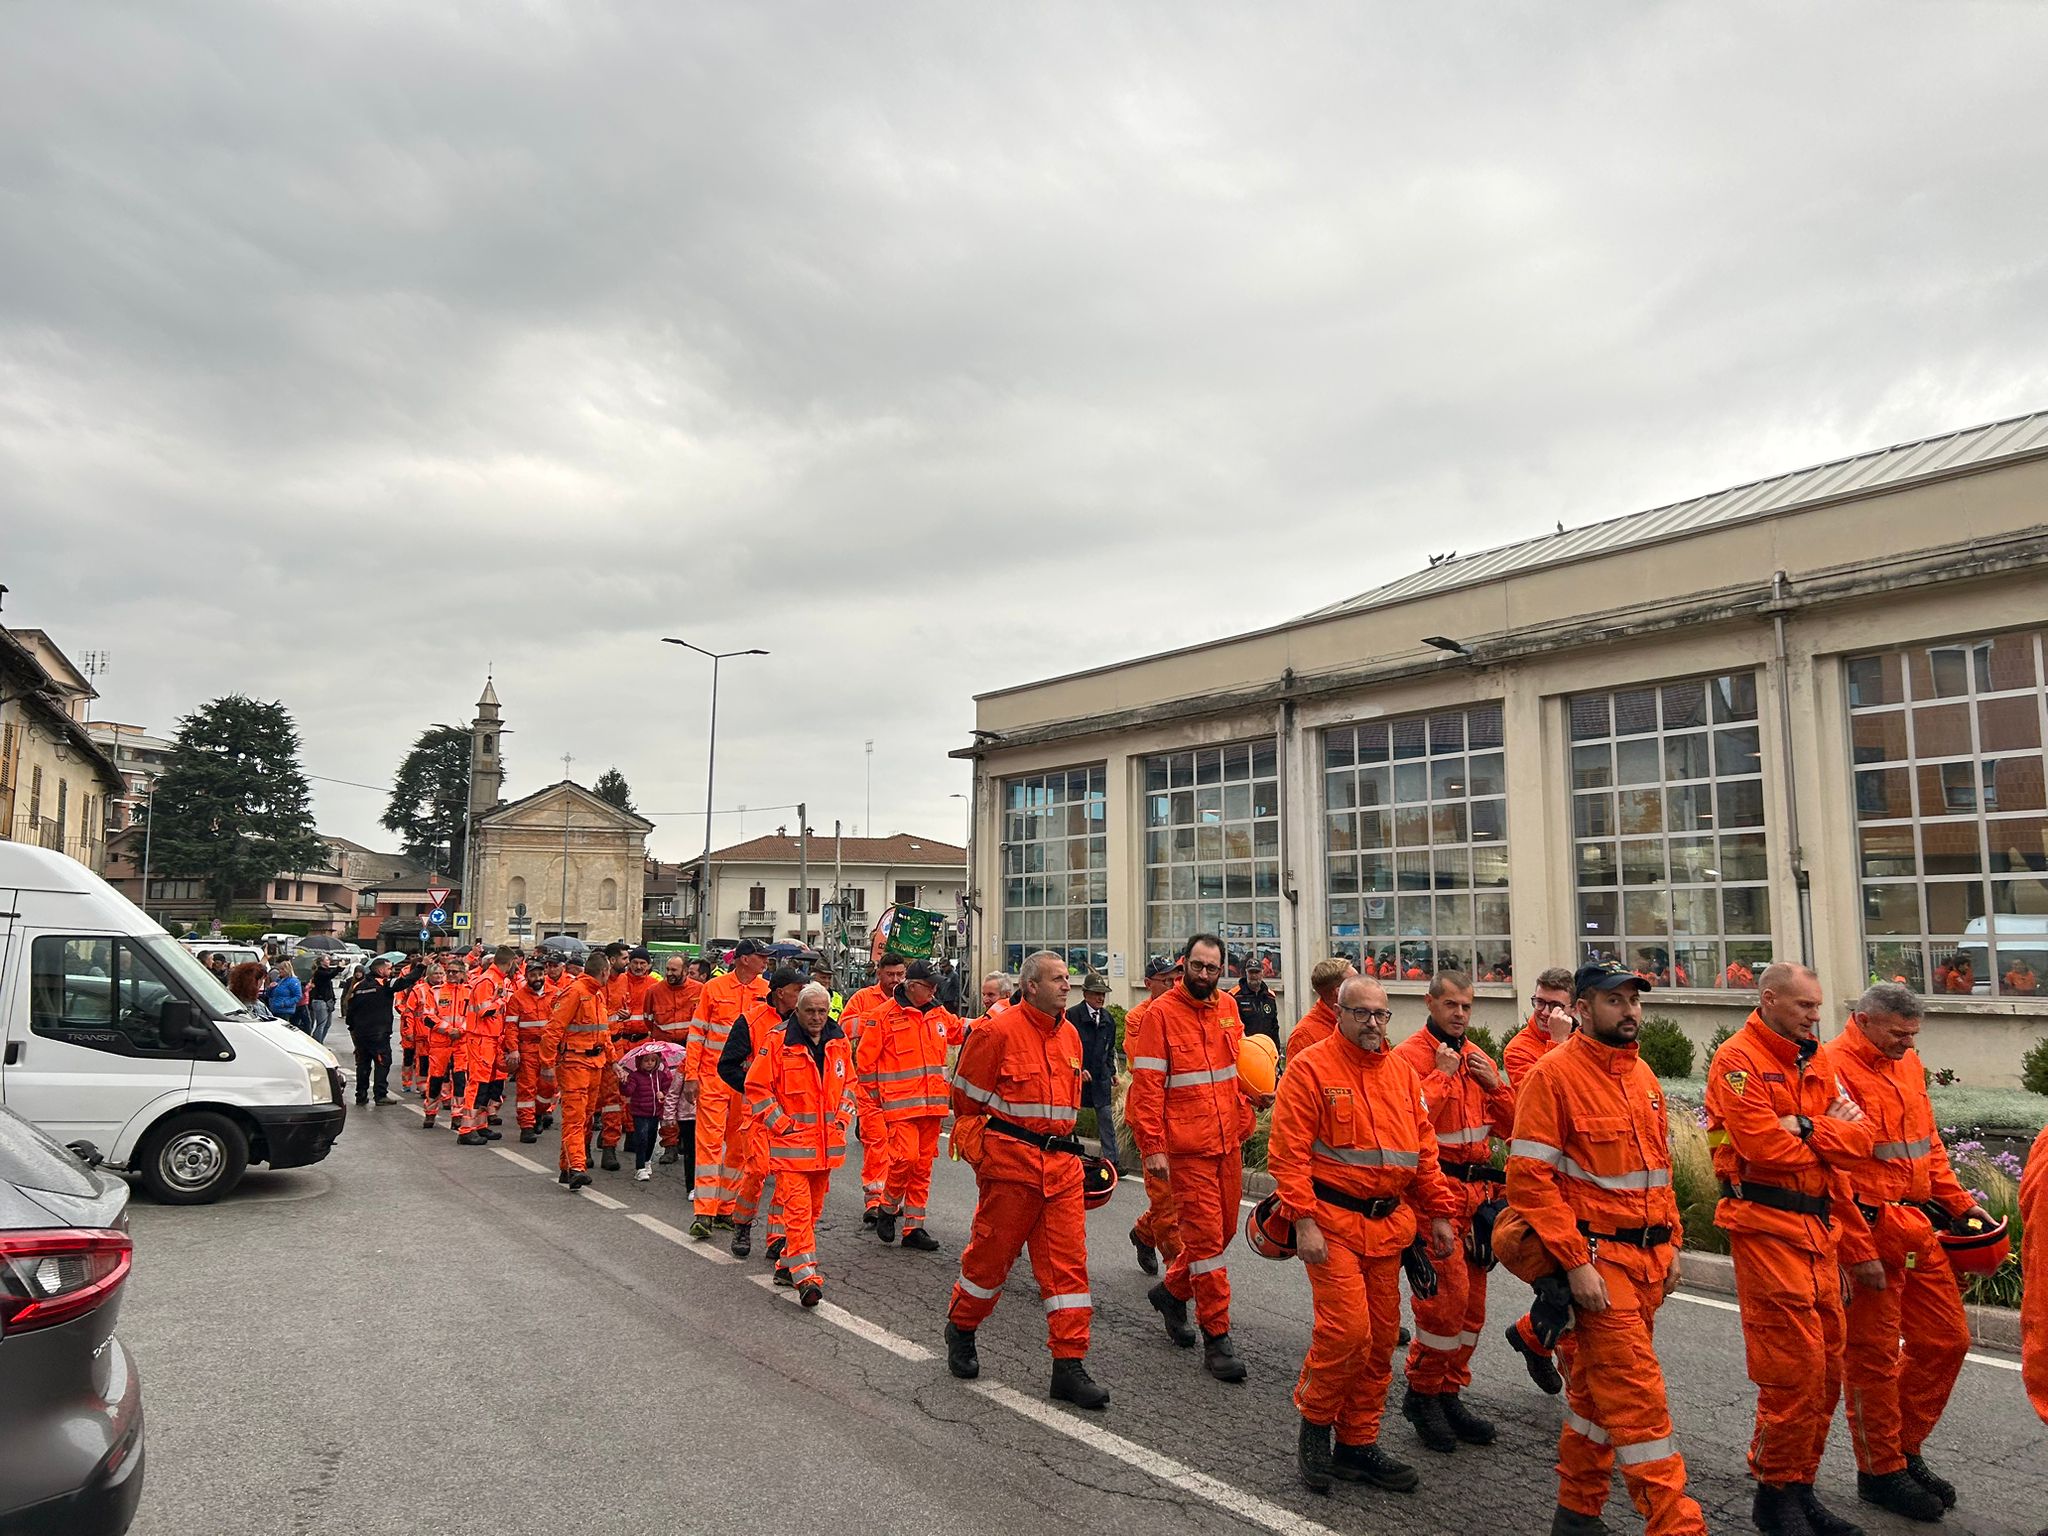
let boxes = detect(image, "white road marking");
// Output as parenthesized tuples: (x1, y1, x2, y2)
(1669, 1291, 1741, 1314)
(579, 1189, 628, 1211)
(748, 1273, 936, 1360)
(968, 1380, 1342, 1536)
(628, 1212, 740, 1264)
(492, 1149, 550, 1174)
(1965, 1351, 2021, 1373)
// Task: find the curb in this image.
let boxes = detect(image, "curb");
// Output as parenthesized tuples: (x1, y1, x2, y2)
(1677, 1250, 2020, 1352)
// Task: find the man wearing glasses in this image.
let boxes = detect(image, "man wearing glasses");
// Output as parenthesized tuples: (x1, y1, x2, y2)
(1503, 966, 1580, 1393)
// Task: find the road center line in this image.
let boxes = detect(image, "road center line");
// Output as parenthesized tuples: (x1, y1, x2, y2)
(579, 1188, 628, 1211)
(492, 1148, 550, 1174)
(1964, 1351, 2021, 1373)
(627, 1212, 740, 1264)
(747, 1272, 936, 1360)
(967, 1380, 1342, 1536)
(1669, 1291, 1741, 1314)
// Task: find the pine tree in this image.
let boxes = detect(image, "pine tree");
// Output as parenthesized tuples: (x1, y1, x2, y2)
(382, 725, 472, 876)
(149, 696, 326, 915)
(593, 767, 635, 813)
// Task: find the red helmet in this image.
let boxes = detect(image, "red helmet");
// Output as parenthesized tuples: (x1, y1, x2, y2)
(1244, 1192, 1297, 1260)
(1939, 1213, 2011, 1275)
(1081, 1156, 1119, 1211)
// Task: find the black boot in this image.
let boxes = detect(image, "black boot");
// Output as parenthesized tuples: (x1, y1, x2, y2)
(900, 1227, 940, 1252)
(567, 1171, 593, 1191)
(1506, 1321, 1564, 1394)
(1147, 1281, 1196, 1347)
(773, 1265, 793, 1287)
(519, 1128, 538, 1143)
(945, 1322, 980, 1380)
(658, 1147, 679, 1165)
(1440, 1393, 1496, 1445)
(1297, 1419, 1334, 1493)
(1903, 1456, 1957, 1512)
(799, 1281, 823, 1309)
(1796, 1484, 1865, 1536)
(538, 1112, 554, 1130)
(1049, 1357, 1108, 1410)
(862, 1207, 878, 1227)
(1857, 1471, 1943, 1523)
(765, 1235, 786, 1264)
(1334, 1440, 1419, 1492)
(1550, 1506, 1612, 1535)
(730, 1223, 753, 1258)
(558, 1168, 571, 1185)
(875, 1210, 898, 1244)
(1201, 1330, 1247, 1383)
(1401, 1387, 1457, 1454)
(1130, 1227, 1159, 1276)
(457, 1130, 488, 1145)
(600, 1147, 620, 1172)
(1752, 1483, 1817, 1536)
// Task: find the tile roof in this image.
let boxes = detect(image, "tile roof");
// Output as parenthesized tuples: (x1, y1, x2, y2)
(701, 833, 965, 866)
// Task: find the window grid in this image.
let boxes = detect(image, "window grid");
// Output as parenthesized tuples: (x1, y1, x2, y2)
(1569, 673, 1772, 989)
(1323, 703, 1510, 985)
(1847, 631, 2048, 999)
(1142, 741, 1282, 977)
(1000, 765, 1108, 977)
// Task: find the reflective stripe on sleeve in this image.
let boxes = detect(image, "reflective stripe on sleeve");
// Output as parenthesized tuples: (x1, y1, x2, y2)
(1312, 1140, 1418, 1168)
(1874, 1137, 1932, 1161)
(1129, 1056, 1169, 1073)
(1510, 1137, 1562, 1165)
(1437, 1124, 1492, 1145)
(1165, 1065, 1237, 1089)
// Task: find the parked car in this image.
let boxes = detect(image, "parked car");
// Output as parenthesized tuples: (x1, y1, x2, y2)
(0, 1106, 144, 1534)
(0, 843, 346, 1204)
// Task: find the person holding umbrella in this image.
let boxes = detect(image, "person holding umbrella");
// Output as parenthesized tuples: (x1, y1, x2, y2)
(617, 1036, 687, 1181)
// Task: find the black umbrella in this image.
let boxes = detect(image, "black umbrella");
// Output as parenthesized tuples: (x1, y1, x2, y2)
(297, 936, 348, 952)
(538, 934, 589, 958)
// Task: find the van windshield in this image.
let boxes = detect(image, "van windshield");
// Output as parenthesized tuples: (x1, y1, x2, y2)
(144, 935, 249, 1019)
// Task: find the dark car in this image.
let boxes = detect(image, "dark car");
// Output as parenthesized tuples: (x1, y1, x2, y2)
(0, 1108, 144, 1535)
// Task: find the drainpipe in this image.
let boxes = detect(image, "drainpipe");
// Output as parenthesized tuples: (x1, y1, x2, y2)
(1770, 570, 1814, 966)
(1277, 670, 1302, 999)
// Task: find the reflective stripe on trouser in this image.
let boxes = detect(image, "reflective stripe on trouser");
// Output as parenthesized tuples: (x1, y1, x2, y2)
(1133, 1161, 1182, 1261)
(1162, 1151, 1240, 1336)
(859, 1111, 889, 1208)
(778, 1170, 831, 1285)
(1845, 1220, 1968, 1473)
(733, 1126, 785, 1239)
(1296, 1244, 1405, 1444)
(596, 1066, 626, 1149)
(513, 1046, 555, 1129)
(1406, 1228, 1489, 1394)
(1558, 1256, 1705, 1536)
(691, 1078, 739, 1216)
(554, 1059, 604, 1173)
(423, 1039, 461, 1119)
(884, 1116, 944, 1229)
(460, 1039, 502, 1131)
(1730, 1231, 1846, 1485)
(948, 1176, 1092, 1358)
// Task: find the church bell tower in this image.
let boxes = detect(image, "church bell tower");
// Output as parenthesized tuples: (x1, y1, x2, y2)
(469, 677, 504, 819)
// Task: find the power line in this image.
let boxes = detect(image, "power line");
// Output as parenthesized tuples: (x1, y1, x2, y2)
(306, 770, 803, 822)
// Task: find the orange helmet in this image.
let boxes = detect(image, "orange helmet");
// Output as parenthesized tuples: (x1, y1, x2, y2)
(1237, 1034, 1278, 1097)
(1939, 1213, 2011, 1275)
(1081, 1156, 1119, 1210)
(1244, 1192, 1297, 1260)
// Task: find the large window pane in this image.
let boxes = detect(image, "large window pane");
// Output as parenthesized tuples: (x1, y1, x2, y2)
(1147, 742, 1279, 976)
(1001, 766, 1108, 979)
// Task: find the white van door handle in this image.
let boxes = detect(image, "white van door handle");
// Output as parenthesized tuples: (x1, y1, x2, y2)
(3, 1040, 19, 1065)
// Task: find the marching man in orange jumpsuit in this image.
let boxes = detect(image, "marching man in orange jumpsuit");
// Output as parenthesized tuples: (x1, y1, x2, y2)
(1270, 973, 1456, 1495)
(1819, 983, 1992, 1521)
(1125, 957, 1183, 1277)
(1283, 956, 1355, 1063)
(541, 949, 613, 1190)
(419, 956, 471, 1130)
(945, 949, 1107, 1409)
(1391, 969, 1516, 1450)
(857, 958, 964, 1250)
(648, 954, 700, 1163)
(596, 947, 659, 1170)
(686, 939, 769, 1237)
(1707, 961, 1874, 1536)
(745, 981, 857, 1307)
(456, 946, 516, 1144)
(504, 957, 554, 1143)
(843, 951, 908, 1224)
(724, 968, 807, 1263)
(1509, 959, 1706, 1536)
(1502, 965, 1580, 1394)
(1127, 933, 1266, 1385)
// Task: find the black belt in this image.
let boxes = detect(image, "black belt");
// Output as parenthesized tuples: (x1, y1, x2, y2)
(1853, 1197, 1943, 1227)
(985, 1115, 1087, 1158)
(1443, 1160, 1507, 1185)
(1579, 1221, 1674, 1249)
(567, 1047, 606, 1059)
(1720, 1179, 1832, 1224)
(1312, 1179, 1400, 1219)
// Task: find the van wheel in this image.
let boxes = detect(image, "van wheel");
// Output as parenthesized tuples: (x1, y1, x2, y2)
(137, 1112, 248, 1204)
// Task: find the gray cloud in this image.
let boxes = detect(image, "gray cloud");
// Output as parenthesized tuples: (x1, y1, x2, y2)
(5, 1, 2047, 855)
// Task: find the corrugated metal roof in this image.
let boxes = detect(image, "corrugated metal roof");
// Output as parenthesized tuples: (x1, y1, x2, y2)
(1306, 409, 2048, 620)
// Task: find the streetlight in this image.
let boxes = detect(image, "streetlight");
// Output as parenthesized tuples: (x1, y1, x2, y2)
(949, 790, 972, 989)
(662, 638, 768, 943)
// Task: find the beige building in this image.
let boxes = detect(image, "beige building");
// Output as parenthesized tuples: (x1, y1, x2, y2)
(0, 626, 122, 870)
(960, 411, 2048, 1086)
(689, 831, 967, 950)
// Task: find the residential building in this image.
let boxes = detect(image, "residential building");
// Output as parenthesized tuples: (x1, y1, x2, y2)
(959, 410, 2048, 1085)
(103, 829, 375, 937)
(682, 830, 967, 951)
(0, 625, 122, 871)
(86, 720, 173, 834)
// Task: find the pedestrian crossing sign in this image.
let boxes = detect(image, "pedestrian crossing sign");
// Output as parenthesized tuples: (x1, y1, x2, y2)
(452, 911, 471, 930)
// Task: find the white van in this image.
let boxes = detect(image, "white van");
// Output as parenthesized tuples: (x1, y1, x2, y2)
(0, 843, 346, 1203)
(1950, 914, 2048, 997)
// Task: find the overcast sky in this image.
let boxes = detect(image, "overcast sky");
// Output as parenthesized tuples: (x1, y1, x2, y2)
(6, 2, 2047, 861)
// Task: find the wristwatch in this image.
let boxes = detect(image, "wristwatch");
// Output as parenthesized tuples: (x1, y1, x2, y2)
(1794, 1115, 1814, 1140)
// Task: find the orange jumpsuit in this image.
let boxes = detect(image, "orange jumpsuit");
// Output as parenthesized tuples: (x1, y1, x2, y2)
(541, 975, 612, 1173)
(1503, 1012, 1570, 1365)
(599, 970, 659, 1149)
(420, 982, 472, 1127)
(841, 982, 895, 1214)
(504, 978, 556, 1131)
(731, 1000, 792, 1236)
(948, 1002, 1092, 1357)
(1124, 993, 1181, 1261)
(1391, 1024, 1515, 1394)
(1127, 984, 1255, 1337)
(1285, 997, 1339, 1062)
(686, 970, 767, 1217)
(1706, 1014, 1874, 1488)
(855, 997, 964, 1233)
(397, 980, 428, 1092)
(1509, 1032, 1705, 1536)
(745, 1017, 856, 1290)
(1270, 1031, 1456, 1446)
(1818, 1028, 1975, 1476)
(459, 965, 511, 1135)
(2022, 1122, 2048, 1428)
(649, 977, 699, 1149)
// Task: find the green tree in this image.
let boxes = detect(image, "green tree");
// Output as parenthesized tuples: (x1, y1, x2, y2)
(381, 726, 471, 876)
(149, 696, 326, 914)
(593, 766, 635, 813)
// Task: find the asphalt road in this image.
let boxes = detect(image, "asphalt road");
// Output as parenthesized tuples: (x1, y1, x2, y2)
(114, 1046, 2044, 1536)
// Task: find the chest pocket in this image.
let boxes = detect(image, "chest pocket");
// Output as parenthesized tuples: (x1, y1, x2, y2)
(1324, 1089, 1357, 1145)
(1575, 1115, 1635, 1175)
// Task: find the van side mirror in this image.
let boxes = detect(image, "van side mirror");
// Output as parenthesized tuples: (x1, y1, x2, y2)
(160, 997, 210, 1047)
(66, 1140, 105, 1168)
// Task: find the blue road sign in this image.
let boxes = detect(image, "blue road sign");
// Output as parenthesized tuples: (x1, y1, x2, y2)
(427, 908, 449, 926)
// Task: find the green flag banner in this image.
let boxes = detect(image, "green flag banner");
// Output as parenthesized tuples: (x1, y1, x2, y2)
(888, 906, 941, 959)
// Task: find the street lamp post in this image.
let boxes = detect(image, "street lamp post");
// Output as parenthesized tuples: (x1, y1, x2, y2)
(662, 638, 768, 946)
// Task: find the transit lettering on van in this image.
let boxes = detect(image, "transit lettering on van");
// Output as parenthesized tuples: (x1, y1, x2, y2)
(0, 843, 347, 1203)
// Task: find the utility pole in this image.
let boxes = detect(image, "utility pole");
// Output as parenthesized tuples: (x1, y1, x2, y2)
(138, 780, 156, 923)
(558, 752, 573, 937)
(833, 819, 844, 985)
(661, 638, 769, 957)
(797, 802, 808, 951)
(864, 740, 873, 837)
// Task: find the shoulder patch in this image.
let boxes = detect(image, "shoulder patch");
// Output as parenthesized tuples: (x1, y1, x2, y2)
(1723, 1069, 1748, 1097)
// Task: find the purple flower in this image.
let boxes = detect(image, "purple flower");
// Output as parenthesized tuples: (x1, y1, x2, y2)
(1953, 1140, 1984, 1155)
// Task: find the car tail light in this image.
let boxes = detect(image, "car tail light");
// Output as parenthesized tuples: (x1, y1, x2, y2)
(0, 1228, 133, 1335)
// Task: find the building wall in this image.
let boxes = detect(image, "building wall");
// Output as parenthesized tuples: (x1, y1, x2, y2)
(704, 860, 966, 945)
(967, 468, 2048, 1085)
(471, 793, 648, 946)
